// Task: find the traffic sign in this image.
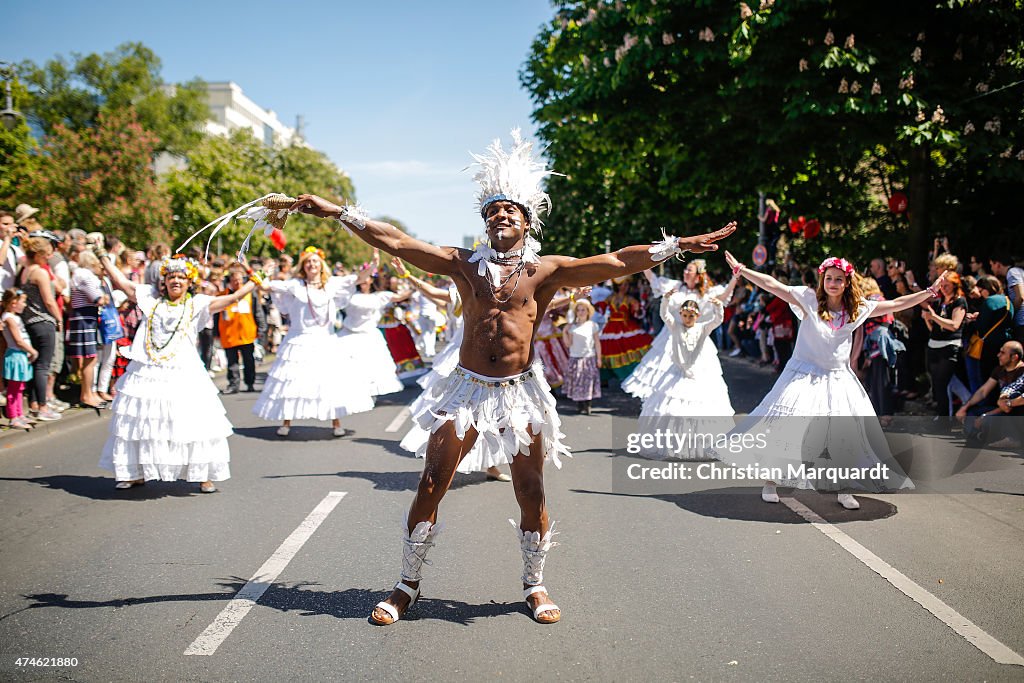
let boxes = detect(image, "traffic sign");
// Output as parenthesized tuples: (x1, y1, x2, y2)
(752, 244, 768, 267)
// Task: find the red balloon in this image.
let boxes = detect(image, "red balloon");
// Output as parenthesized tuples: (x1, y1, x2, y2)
(803, 218, 821, 239)
(888, 192, 908, 214)
(270, 227, 287, 251)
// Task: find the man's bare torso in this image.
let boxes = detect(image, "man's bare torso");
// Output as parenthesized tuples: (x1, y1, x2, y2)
(448, 251, 561, 377)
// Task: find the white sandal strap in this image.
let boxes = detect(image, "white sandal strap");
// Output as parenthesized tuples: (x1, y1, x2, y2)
(374, 601, 399, 622)
(523, 584, 547, 599)
(395, 582, 420, 601)
(532, 602, 560, 619)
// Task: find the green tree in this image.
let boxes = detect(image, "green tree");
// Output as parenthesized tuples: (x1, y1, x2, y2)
(162, 131, 368, 266)
(19, 42, 207, 155)
(0, 79, 37, 206)
(523, 0, 1023, 270)
(25, 109, 173, 243)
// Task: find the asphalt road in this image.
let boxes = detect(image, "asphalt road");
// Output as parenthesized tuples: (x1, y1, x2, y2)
(1, 356, 1022, 682)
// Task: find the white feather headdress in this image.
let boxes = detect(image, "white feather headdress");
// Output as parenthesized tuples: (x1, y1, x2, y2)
(470, 128, 560, 235)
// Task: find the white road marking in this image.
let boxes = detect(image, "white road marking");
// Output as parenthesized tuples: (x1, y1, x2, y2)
(384, 406, 411, 433)
(184, 491, 347, 656)
(782, 497, 1024, 667)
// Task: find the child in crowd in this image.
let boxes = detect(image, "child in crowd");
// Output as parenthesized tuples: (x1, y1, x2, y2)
(562, 299, 602, 414)
(2, 288, 38, 430)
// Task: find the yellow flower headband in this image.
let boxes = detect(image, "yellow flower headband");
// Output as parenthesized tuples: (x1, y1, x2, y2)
(159, 255, 201, 283)
(303, 246, 326, 261)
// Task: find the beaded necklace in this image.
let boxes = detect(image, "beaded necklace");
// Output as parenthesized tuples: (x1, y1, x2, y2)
(145, 294, 192, 362)
(305, 282, 330, 327)
(487, 258, 527, 304)
(826, 308, 847, 331)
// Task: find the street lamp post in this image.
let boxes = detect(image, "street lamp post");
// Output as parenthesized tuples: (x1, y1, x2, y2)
(0, 61, 24, 131)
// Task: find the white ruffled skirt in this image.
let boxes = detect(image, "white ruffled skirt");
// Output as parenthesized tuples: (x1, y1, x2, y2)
(100, 357, 232, 482)
(638, 363, 735, 460)
(401, 363, 570, 474)
(336, 328, 404, 397)
(623, 328, 724, 399)
(719, 359, 914, 491)
(253, 329, 374, 421)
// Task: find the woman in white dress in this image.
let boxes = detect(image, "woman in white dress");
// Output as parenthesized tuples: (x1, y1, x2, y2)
(623, 260, 727, 400)
(253, 246, 370, 437)
(640, 294, 734, 460)
(336, 253, 406, 399)
(95, 250, 258, 492)
(723, 253, 948, 509)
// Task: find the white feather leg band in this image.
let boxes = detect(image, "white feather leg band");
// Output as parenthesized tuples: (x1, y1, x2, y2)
(510, 519, 558, 586)
(649, 228, 685, 262)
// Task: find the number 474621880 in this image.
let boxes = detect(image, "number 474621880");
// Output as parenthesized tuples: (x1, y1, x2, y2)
(15, 657, 79, 667)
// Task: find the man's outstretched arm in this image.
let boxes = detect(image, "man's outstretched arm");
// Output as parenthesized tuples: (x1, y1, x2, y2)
(546, 222, 736, 289)
(291, 194, 460, 276)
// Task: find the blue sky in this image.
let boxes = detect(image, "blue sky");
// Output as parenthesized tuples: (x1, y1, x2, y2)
(5, 0, 556, 248)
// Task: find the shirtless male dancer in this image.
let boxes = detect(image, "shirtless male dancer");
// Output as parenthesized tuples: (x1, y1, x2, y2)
(291, 131, 735, 625)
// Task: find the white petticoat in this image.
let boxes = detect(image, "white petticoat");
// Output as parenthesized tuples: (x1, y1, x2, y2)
(623, 327, 723, 399)
(253, 329, 374, 421)
(719, 359, 914, 491)
(335, 328, 404, 397)
(100, 358, 233, 482)
(638, 364, 735, 460)
(401, 363, 570, 474)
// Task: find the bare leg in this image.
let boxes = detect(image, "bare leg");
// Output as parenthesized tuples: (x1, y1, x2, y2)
(370, 420, 478, 624)
(509, 431, 560, 623)
(80, 356, 99, 405)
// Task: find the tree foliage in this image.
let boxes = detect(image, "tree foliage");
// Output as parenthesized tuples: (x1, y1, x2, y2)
(25, 109, 172, 244)
(0, 79, 38, 205)
(19, 42, 208, 155)
(522, 0, 1023, 271)
(162, 131, 369, 266)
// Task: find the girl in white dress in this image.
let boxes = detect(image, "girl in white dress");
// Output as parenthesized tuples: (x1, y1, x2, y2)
(724, 252, 948, 509)
(336, 253, 406, 399)
(640, 295, 734, 460)
(253, 246, 370, 437)
(623, 260, 727, 400)
(96, 251, 258, 492)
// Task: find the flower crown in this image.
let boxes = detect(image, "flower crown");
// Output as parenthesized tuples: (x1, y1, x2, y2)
(159, 255, 201, 283)
(303, 246, 326, 261)
(679, 298, 701, 313)
(818, 256, 854, 276)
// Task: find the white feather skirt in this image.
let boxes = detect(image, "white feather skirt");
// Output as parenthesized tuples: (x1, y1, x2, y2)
(402, 363, 570, 474)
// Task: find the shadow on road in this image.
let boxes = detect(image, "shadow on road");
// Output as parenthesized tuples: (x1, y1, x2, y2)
(10, 581, 522, 627)
(260, 583, 522, 625)
(3, 580, 247, 621)
(0, 475, 209, 500)
(233, 426, 357, 442)
(570, 486, 898, 523)
(262, 469, 503, 492)
(350, 437, 408, 457)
